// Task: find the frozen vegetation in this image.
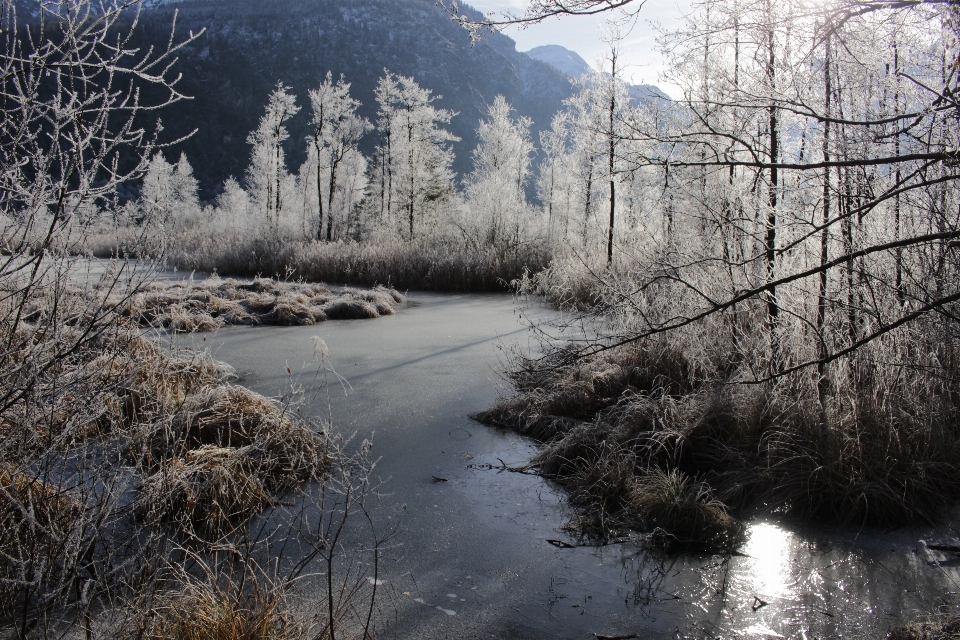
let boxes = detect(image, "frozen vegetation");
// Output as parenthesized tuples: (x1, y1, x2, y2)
(0, 3, 387, 637)
(3, 0, 960, 636)
(122, 277, 404, 332)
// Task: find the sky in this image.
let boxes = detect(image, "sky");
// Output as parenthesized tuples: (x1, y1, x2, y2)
(465, 0, 692, 98)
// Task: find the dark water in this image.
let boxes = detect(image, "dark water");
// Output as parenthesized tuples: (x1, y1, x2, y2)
(180, 289, 960, 639)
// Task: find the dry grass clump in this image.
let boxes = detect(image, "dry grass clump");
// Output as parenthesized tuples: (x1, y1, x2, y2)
(627, 469, 744, 551)
(135, 446, 273, 539)
(87, 332, 237, 430)
(476, 342, 693, 439)
(0, 326, 234, 452)
(170, 386, 329, 481)
(888, 617, 960, 640)
(134, 572, 307, 640)
(0, 464, 81, 536)
(121, 276, 403, 332)
(133, 385, 330, 537)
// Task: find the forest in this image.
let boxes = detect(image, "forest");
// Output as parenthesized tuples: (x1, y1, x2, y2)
(2, 0, 960, 637)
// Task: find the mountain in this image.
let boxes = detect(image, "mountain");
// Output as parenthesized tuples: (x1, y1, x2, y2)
(525, 45, 592, 79)
(626, 84, 671, 103)
(524, 44, 671, 103)
(123, 0, 575, 199)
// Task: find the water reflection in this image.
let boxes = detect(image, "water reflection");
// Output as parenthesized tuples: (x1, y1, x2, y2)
(610, 516, 960, 638)
(742, 522, 793, 600)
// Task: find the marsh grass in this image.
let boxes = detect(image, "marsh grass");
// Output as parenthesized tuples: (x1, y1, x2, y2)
(888, 617, 960, 640)
(119, 276, 403, 333)
(0, 311, 341, 630)
(125, 543, 382, 640)
(627, 469, 744, 551)
(88, 230, 552, 292)
(139, 577, 299, 640)
(477, 335, 960, 549)
(132, 384, 332, 538)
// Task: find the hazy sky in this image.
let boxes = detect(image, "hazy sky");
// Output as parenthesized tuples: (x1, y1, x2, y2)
(465, 0, 692, 98)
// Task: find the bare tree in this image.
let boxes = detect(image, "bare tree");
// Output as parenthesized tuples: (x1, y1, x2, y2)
(0, 0, 202, 634)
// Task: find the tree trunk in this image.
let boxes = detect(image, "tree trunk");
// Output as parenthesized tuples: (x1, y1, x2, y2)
(893, 42, 903, 302)
(583, 155, 593, 248)
(275, 135, 282, 230)
(327, 151, 340, 242)
(817, 27, 832, 405)
(765, 0, 780, 324)
(316, 137, 325, 241)
(607, 51, 617, 266)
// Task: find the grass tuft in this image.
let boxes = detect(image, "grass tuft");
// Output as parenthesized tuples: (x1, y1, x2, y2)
(132, 384, 330, 537)
(135, 446, 272, 539)
(627, 468, 744, 552)
(135, 571, 306, 640)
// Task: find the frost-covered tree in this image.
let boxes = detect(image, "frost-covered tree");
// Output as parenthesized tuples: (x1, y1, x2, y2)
(171, 153, 200, 213)
(305, 72, 372, 241)
(464, 95, 534, 247)
(371, 72, 459, 240)
(549, 45, 635, 259)
(246, 83, 300, 230)
(140, 152, 174, 224)
(537, 111, 568, 243)
(541, 81, 605, 249)
(596, 41, 631, 263)
(526, 0, 960, 383)
(140, 152, 201, 231)
(217, 176, 252, 228)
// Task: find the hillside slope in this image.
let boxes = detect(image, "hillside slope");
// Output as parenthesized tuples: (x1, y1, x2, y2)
(128, 0, 574, 199)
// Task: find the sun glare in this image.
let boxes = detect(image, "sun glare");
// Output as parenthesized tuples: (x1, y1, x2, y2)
(744, 522, 794, 598)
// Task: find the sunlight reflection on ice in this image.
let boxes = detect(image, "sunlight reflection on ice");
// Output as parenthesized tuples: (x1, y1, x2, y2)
(743, 522, 793, 599)
(740, 624, 785, 638)
(719, 522, 797, 638)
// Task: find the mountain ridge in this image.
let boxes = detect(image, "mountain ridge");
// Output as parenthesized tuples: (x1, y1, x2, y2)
(525, 43, 671, 103)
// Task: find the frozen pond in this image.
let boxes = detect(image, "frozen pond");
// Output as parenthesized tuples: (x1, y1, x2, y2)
(180, 286, 960, 639)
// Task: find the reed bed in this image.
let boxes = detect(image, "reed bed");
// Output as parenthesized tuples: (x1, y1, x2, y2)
(477, 336, 960, 550)
(88, 230, 552, 293)
(2, 322, 330, 545)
